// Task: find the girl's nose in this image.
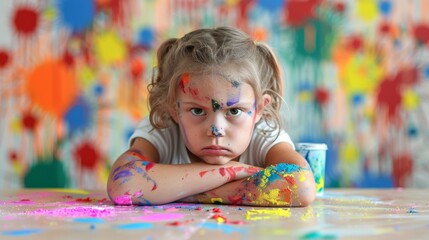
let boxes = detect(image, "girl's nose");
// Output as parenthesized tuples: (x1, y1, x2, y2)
(207, 115, 226, 137)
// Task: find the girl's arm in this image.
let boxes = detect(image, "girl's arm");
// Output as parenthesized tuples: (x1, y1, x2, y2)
(107, 138, 260, 205)
(178, 142, 316, 207)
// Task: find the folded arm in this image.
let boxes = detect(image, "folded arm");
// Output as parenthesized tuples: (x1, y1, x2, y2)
(107, 139, 260, 205)
(178, 142, 317, 207)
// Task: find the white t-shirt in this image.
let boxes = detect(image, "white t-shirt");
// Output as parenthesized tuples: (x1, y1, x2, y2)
(129, 117, 295, 167)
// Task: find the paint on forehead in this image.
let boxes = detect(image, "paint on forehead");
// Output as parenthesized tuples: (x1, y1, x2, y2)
(179, 73, 190, 93)
(227, 96, 240, 107)
(231, 80, 240, 88)
(212, 99, 222, 112)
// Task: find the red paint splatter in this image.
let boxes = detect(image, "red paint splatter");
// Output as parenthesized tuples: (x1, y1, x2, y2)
(151, 184, 158, 191)
(392, 152, 413, 187)
(145, 162, 155, 171)
(75, 197, 93, 202)
(166, 219, 194, 226)
(219, 167, 226, 176)
(130, 58, 145, 80)
(333, 1, 345, 13)
(227, 195, 243, 205)
(212, 207, 222, 213)
(347, 35, 364, 51)
(378, 21, 391, 36)
(12, 5, 39, 36)
(314, 87, 330, 105)
(62, 50, 75, 67)
(284, 0, 322, 27)
(376, 67, 419, 126)
(21, 111, 38, 131)
(284, 176, 296, 185)
(0, 49, 11, 69)
(413, 23, 429, 45)
(73, 141, 100, 170)
(8, 151, 18, 163)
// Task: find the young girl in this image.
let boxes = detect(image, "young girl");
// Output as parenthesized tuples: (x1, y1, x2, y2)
(107, 27, 316, 207)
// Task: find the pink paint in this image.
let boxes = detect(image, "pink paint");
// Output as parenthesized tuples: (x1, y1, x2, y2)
(136, 213, 184, 222)
(114, 195, 132, 205)
(32, 207, 113, 217)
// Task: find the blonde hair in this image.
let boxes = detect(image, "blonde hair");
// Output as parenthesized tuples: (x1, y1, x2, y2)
(148, 26, 283, 131)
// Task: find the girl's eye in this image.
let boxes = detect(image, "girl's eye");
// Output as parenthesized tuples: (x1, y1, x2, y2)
(190, 108, 205, 116)
(227, 108, 243, 116)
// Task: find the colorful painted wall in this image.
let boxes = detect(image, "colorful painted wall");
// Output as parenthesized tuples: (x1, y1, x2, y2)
(1, 0, 428, 190)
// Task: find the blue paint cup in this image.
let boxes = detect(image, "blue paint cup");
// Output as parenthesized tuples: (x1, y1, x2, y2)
(296, 143, 328, 196)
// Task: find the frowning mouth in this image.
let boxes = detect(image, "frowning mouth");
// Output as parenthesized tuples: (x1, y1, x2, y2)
(201, 146, 231, 155)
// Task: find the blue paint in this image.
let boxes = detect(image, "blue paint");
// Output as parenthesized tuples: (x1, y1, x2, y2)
(379, 0, 392, 16)
(201, 222, 248, 234)
(351, 94, 364, 106)
(2, 229, 43, 236)
(58, 0, 95, 32)
(93, 84, 104, 97)
(424, 66, 429, 78)
(113, 170, 133, 181)
(137, 27, 155, 49)
(257, 0, 284, 13)
(211, 125, 222, 137)
(64, 96, 92, 135)
(73, 217, 105, 224)
(115, 222, 153, 230)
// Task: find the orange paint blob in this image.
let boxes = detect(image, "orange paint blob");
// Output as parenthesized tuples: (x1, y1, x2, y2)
(25, 59, 78, 118)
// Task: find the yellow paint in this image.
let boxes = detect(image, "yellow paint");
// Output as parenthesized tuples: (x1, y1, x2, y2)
(43, 6, 56, 21)
(258, 189, 287, 205)
(94, 30, 127, 65)
(78, 66, 96, 88)
(344, 54, 383, 95)
(210, 197, 223, 203)
(257, 168, 272, 188)
(246, 208, 291, 221)
(10, 118, 22, 133)
(48, 189, 91, 195)
(339, 141, 360, 164)
(298, 91, 312, 102)
(215, 216, 225, 223)
(225, 0, 240, 6)
(299, 172, 307, 182)
(403, 89, 420, 110)
(300, 206, 314, 221)
(316, 178, 324, 194)
(356, 0, 378, 22)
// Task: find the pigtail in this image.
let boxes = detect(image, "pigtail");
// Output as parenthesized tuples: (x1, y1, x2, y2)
(255, 42, 284, 129)
(148, 38, 178, 128)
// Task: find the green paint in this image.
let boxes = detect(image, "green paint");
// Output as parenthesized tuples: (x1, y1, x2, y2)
(300, 231, 337, 239)
(24, 156, 69, 188)
(212, 99, 221, 112)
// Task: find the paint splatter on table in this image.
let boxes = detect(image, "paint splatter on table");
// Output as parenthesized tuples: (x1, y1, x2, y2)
(0, 189, 428, 239)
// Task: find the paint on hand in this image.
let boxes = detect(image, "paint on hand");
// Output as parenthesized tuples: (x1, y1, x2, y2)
(252, 163, 303, 188)
(211, 198, 223, 204)
(212, 99, 222, 112)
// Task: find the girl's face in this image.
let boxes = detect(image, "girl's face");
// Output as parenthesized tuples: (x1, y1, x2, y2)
(172, 73, 269, 165)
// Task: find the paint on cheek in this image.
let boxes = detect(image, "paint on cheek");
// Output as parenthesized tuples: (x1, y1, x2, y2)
(212, 99, 222, 112)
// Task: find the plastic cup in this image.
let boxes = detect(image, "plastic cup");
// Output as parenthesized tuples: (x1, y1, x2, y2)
(296, 143, 328, 196)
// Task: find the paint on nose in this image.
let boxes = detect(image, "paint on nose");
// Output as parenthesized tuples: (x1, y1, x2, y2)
(212, 99, 221, 112)
(211, 125, 222, 137)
